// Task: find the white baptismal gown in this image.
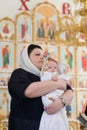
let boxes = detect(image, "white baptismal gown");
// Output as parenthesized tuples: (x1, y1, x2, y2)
(39, 71, 69, 130)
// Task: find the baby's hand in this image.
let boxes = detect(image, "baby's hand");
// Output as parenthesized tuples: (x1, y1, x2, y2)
(52, 74, 58, 81)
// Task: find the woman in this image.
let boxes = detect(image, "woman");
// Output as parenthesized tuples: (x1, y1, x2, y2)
(8, 44, 73, 130)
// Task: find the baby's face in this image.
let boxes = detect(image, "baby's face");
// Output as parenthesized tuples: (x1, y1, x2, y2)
(47, 61, 58, 72)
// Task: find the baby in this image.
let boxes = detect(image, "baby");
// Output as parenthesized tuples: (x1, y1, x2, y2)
(39, 57, 70, 130)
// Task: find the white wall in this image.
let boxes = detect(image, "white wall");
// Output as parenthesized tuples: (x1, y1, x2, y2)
(0, 0, 75, 19)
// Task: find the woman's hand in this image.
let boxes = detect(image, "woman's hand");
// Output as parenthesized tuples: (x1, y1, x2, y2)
(44, 97, 64, 114)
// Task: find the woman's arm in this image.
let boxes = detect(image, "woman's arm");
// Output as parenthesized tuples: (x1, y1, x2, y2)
(45, 89, 74, 114)
(24, 76, 74, 114)
(24, 78, 67, 98)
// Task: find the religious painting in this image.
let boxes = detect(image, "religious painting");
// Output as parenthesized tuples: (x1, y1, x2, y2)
(60, 16, 75, 44)
(16, 13, 32, 43)
(77, 91, 87, 116)
(0, 73, 10, 87)
(76, 32, 86, 44)
(66, 92, 76, 119)
(0, 18, 14, 41)
(77, 47, 87, 73)
(60, 46, 74, 73)
(76, 18, 87, 45)
(34, 3, 59, 41)
(0, 42, 14, 72)
(43, 44, 58, 60)
(16, 43, 28, 68)
(0, 88, 11, 119)
(78, 75, 87, 89)
(80, 17, 87, 36)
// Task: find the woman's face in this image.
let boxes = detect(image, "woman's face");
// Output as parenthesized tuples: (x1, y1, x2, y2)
(29, 48, 45, 70)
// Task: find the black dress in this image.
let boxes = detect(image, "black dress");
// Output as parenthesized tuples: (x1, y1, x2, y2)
(8, 68, 44, 130)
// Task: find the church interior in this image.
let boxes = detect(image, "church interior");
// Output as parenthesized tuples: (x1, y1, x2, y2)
(0, 0, 87, 129)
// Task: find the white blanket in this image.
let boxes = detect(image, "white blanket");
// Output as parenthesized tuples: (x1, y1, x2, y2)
(39, 72, 69, 130)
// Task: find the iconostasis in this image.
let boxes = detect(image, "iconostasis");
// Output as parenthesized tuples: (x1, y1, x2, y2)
(0, 1, 87, 129)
